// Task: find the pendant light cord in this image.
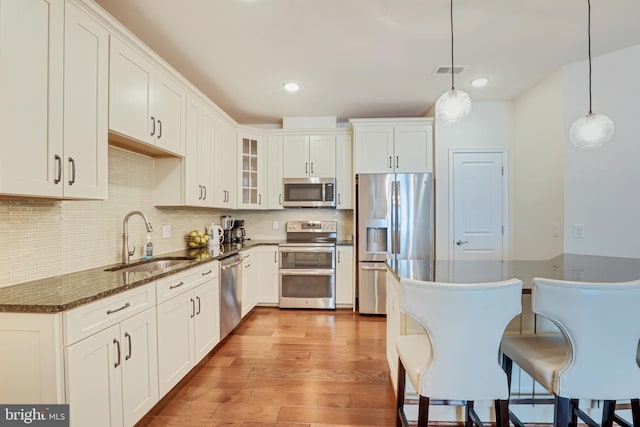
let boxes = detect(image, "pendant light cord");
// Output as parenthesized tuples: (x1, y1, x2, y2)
(450, 0, 455, 91)
(588, 0, 593, 114)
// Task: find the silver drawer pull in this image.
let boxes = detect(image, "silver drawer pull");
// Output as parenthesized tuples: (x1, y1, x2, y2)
(201, 270, 213, 276)
(169, 281, 185, 290)
(107, 302, 130, 315)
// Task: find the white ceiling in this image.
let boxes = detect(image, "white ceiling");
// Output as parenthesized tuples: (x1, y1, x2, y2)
(94, 0, 640, 126)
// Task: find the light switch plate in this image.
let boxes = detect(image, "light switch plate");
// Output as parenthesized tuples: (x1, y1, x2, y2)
(272, 221, 279, 230)
(573, 224, 585, 239)
(162, 224, 172, 238)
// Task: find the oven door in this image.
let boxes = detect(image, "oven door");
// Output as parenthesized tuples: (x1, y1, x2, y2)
(278, 245, 336, 309)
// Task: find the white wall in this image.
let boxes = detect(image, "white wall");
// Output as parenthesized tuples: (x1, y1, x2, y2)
(433, 102, 513, 260)
(512, 70, 565, 259)
(563, 44, 640, 257)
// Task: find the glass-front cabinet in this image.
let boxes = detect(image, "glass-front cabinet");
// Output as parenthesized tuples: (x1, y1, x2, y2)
(237, 132, 265, 209)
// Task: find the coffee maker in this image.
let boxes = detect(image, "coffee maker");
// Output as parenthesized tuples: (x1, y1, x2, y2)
(220, 215, 235, 243)
(231, 220, 246, 243)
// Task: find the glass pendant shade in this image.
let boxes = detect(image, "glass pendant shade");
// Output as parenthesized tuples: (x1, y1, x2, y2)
(569, 113, 614, 149)
(435, 89, 472, 125)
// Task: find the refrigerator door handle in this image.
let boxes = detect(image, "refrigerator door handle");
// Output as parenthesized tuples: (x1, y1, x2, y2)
(390, 180, 396, 254)
(394, 180, 401, 254)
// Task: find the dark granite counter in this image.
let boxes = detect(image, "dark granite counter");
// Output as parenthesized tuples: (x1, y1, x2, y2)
(0, 240, 279, 314)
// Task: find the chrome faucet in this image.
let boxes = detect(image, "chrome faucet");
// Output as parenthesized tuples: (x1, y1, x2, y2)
(122, 211, 153, 265)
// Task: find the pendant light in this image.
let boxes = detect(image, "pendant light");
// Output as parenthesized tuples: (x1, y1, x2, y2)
(569, 0, 614, 149)
(435, 0, 471, 125)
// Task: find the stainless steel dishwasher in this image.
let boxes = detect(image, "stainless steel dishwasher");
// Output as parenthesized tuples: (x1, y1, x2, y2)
(220, 254, 242, 339)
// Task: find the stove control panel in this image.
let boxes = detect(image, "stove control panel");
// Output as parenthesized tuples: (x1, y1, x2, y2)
(286, 221, 337, 233)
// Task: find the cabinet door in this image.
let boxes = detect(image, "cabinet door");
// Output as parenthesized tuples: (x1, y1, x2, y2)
(193, 279, 220, 362)
(258, 246, 279, 305)
(63, 2, 109, 199)
(237, 134, 265, 209)
(267, 135, 284, 210)
(354, 126, 394, 174)
(156, 291, 195, 397)
(335, 134, 353, 209)
(154, 72, 186, 156)
(393, 124, 432, 173)
(214, 115, 237, 208)
(0, 0, 64, 198)
(184, 96, 214, 206)
(309, 135, 336, 177)
(65, 324, 123, 427)
(336, 246, 354, 306)
(282, 135, 309, 178)
(109, 36, 153, 145)
(120, 308, 158, 427)
(241, 253, 255, 317)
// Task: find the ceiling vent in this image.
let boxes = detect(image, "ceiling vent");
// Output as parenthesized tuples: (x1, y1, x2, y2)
(433, 65, 467, 75)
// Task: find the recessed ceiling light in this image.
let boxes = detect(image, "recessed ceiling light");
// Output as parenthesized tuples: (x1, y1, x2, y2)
(283, 82, 300, 93)
(471, 77, 489, 88)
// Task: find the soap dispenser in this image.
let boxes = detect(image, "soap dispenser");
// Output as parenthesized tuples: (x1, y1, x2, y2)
(144, 234, 154, 260)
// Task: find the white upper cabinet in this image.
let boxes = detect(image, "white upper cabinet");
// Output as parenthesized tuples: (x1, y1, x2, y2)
(0, 0, 108, 200)
(335, 134, 353, 209)
(352, 118, 433, 174)
(267, 135, 284, 210)
(283, 135, 336, 178)
(213, 115, 237, 208)
(63, 1, 109, 199)
(109, 36, 186, 157)
(183, 94, 214, 207)
(237, 132, 266, 209)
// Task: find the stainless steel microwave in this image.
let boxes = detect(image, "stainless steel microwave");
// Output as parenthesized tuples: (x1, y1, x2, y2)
(282, 178, 336, 208)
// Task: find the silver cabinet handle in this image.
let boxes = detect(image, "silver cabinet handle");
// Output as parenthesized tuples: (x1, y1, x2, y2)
(396, 155, 399, 169)
(203, 185, 207, 200)
(169, 281, 185, 290)
(279, 193, 282, 206)
(388, 156, 392, 169)
(157, 119, 162, 139)
(113, 338, 121, 368)
(338, 193, 341, 206)
(456, 240, 469, 246)
(201, 269, 213, 276)
(54, 155, 62, 184)
(68, 157, 76, 185)
(258, 193, 262, 205)
(311, 162, 314, 174)
(125, 332, 132, 361)
(338, 251, 341, 263)
(150, 116, 156, 136)
(190, 298, 195, 318)
(274, 251, 277, 263)
(107, 302, 130, 315)
(196, 296, 201, 315)
(198, 185, 202, 200)
(305, 162, 308, 174)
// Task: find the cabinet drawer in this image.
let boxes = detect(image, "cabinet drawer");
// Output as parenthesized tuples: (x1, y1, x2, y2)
(156, 262, 218, 304)
(63, 283, 155, 346)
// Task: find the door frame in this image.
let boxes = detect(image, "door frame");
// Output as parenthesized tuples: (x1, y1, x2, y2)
(448, 148, 509, 261)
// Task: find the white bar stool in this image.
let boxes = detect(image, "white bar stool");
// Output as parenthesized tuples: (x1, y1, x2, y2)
(501, 277, 640, 427)
(396, 278, 522, 427)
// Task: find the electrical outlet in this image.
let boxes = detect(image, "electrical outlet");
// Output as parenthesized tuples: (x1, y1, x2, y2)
(272, 221, 279, 230)
(552, 223, 560, 238)
(572, 269, 584, 281)
(573, 224, 585, 239)
(162, 224, 172, 238)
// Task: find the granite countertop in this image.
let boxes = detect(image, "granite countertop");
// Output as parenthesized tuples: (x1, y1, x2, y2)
(0, 240, 279, 314)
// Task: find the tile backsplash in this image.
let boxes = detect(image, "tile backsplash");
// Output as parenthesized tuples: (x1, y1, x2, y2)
(0, 146, 353, 287)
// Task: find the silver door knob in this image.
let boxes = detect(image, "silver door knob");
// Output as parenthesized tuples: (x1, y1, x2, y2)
(456, 240, 469, 246)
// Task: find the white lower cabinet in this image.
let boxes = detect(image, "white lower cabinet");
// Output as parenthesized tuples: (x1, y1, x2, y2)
(241, 250, 257, 317)
(336, 245, 354, 307)
(64, 285, 158, 427)
(257, 245, 279, 305)
(156, 263, 220, 397)
(66, 309, 158, 427)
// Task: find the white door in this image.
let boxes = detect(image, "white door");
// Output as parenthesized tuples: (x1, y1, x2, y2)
(282, 135, 309, 178)
(193, 279, 220, 361)
(451, 150, 506, 263)
(309, 135, 336, 177)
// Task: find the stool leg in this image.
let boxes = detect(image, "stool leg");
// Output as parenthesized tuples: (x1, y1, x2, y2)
(495, 399, 509, 427)
(466, 401, 474, 427)
(570, 399, 579, 427)
(397, 360, 407, 427)
(555, 396, 571, 427)
(631, 398, 640, 427)
(602, 400, 615, 427)
(502, 353, 513, 394)
(418, 395, 430, 427)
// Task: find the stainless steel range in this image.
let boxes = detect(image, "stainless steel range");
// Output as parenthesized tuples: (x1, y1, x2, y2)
(279, 221, 337, 309)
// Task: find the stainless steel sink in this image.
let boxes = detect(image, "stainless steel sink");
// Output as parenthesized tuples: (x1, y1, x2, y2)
(105, 257, 193, 273)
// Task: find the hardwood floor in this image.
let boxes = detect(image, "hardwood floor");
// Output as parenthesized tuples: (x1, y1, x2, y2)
(140, 307, 396, 427)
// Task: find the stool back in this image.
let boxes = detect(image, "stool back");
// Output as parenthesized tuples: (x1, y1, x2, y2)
(533, 277, 640, 400)
(400, 278, 522, 401)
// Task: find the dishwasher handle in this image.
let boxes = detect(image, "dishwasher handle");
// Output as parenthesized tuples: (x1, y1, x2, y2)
(221, 259, 242, 270)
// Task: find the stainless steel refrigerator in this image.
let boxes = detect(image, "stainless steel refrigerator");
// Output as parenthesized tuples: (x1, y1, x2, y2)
(357, 173, 434, 314)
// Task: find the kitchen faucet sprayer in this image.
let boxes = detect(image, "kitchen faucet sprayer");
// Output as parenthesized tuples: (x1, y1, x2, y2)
(122, 211, 153, 265)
